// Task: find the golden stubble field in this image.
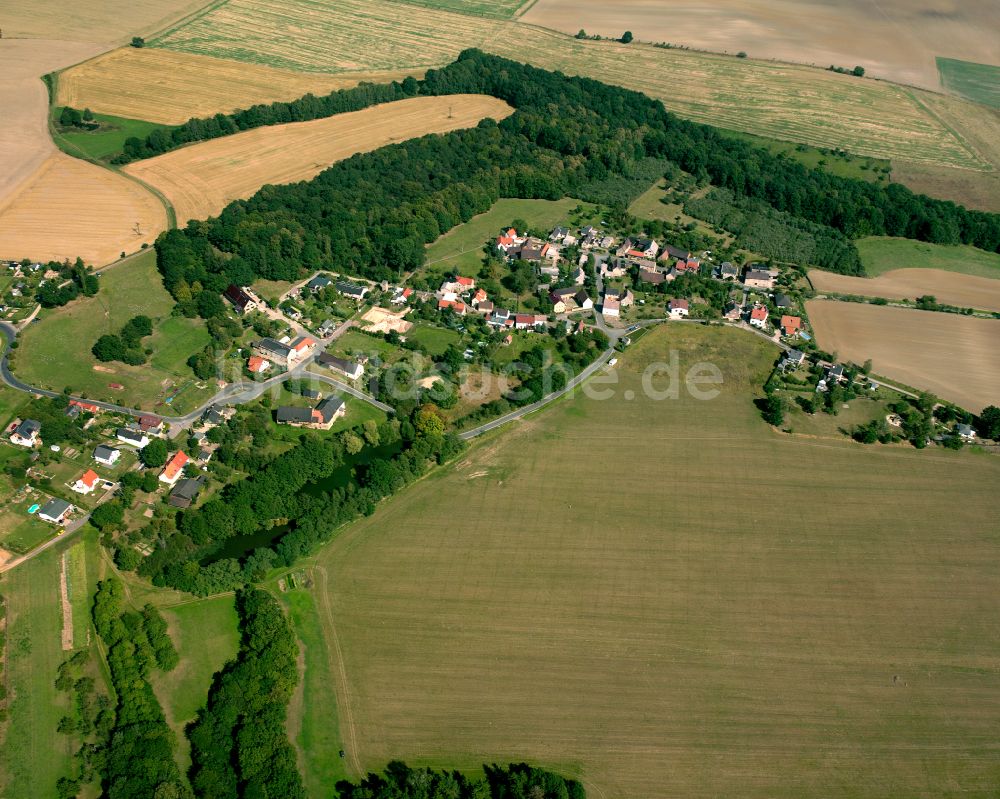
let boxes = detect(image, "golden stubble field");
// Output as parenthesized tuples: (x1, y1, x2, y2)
(806, 299, 1000, 412)
(57, 47, 425, 125)
(0, 154, 167, 266)
(520, 0, 1000, 91)
(123, 94, 513, 224)
(1, 0, 212, 43)
(317, 325, 1000, 798)
(809, 268, 1000, 313)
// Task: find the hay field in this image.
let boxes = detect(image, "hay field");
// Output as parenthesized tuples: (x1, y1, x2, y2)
(0, 153, 166, 265)
(123, 94, 513, 224)
(521, 0, 1000, 91)
(0, 40, 105, 208)
(150, 0, 988, 170)
(317, 324, 1000, 798)
(806, 300, 1000, 412)
(857, 237, 1000, 279)
(57, 47, 424, 126)
(2, 0, 211, 43)
(809, 269, 1000, 313)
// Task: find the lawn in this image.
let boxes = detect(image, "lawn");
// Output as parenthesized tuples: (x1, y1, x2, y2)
(936, 58, 1000, 110)
(12, 250, 213, 413)
(407, 323, 461, 356)
(0, 544, 78, 798)
(857, 236, 1000, 279)
(52, 109, 173, 162)
(422, 197, 590, 282)
(314, 323, 1000, 798)
(327, 330, 406, 364)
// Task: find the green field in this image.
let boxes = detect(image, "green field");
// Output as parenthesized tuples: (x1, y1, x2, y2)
(857, 236, 1000, 279)
(391, 0, 528, 17)
(52, 109, 172, 162)
(423, 197, 588, 280)
(12, 251, 213, 414)
(311, 324, 1000, 798)
(0, 545, 78, 798)
(407, 323, 461, 355)
(937, 58, 1000, 110)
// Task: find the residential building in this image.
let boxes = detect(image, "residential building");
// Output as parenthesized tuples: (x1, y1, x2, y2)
(10, 419, 40, 447)
(780, 349, 806, 370)
(574, 289, 593, 310)
(336, 281, 369, 301)
(774, 293, 794, 309)
(716, 262, 739, 280)
(307, 274, 333, 293)
(602, 296, 620, 318)
(749, 305, 769, 328)
(116, 428, 149, 448)
(276, 406, 314, 425)
(159, 451, 189, 486)
(780, 315, 802, 336)
(289, 336, 316, 360)
(723, 301, 742, 321)
(744, 268, 775, 289)
(38, 498, 73, 525)
(317, 319, 336, 337)
(438, 299, 467, 315)
(637, 268, 666, 286)
(138, 414, 162, 434)
(660, 243, 691, 262)
(477, 300, 494, 315)
(514, 313, 546, 330)
(276, 396, 346, 430)
(71, 469, 100, 495)
(617, 237, 659, 259)
(316, 352, 364, 380)
(669, 298, 690, 317)
(254, 338, 294, 367)
(247, 355, 271, 374)
(223, 284, 257, 314)
(956, 424, 977, 440)
(169, 477, 205, 509)
(94, 445, 120, 467)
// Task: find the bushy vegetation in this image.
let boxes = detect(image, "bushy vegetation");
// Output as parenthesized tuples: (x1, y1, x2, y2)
(35, 257, 99, 307)
(91, 314, 153, 365)
(336, 761, 585, 799)
(188, 587, 304, 798)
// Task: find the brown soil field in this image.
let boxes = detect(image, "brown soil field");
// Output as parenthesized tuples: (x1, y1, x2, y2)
(2, 0, 212, 43)
(0, 153, 167, 266)
(124, 95, 513, 224)
(57, 47, 424, 126)
(520, 0, 1000, 91)
(810, 269, 1000, 313)
(806, 300, 1000, 412)
(0, 40, 105, 209)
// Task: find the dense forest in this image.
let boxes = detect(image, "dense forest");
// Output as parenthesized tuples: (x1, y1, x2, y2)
(337, 762, 585, 799)
(155, 50, 1000, 312)
(188, 587, 304, 798)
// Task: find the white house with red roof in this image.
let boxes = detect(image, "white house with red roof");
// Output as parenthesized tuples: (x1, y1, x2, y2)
(749, 305, 769, 329)
(780, 315, 802, 336)
(514, 313, 546, 330)
(247, 355, 271, 374)
(438, 299, 467, 316)
(159, 451, 189, 486)
(71, 469, 100, 495)
(669, 298, 690, 317)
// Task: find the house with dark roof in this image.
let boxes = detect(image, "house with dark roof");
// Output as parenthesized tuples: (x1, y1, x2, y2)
(94, 445, 120, 466)
(223, 284, 257, 314)
(276, 396, 346, 430)
(169, 477, 205, 509)
(307, 274, 333, 293)
(336, 281, 369, 301)
(116, 428, 149, 448)
(38, 498, 73, 525)
(774, 293, 794, 309)
(316, 352, 364, 380)
(254, 338, 294, 366)
(716, 262, 739, 280)
(660, 244, 691, 262)
(744, 269, 775, 289)
(10, 419, 40, 447)
(138, 414, 162, 434)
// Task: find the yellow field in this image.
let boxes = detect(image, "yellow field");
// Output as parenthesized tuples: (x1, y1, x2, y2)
(810, 269, 1000, 313)
(2, 0, 212, 43)
(806, 300, 1000, 412)
(0, 40, 106, 209)
(146, 0, 990, 171)
(0, 153, 167, 266)
(123, 94, 513, 224)
(57, 47, 424, 125)
(521, 0, 1000, 91)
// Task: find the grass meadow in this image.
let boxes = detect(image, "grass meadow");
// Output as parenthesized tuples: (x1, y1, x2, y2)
(309, 324, 1000, 798)
(12, 251, 213, 414)
(52, 109, 171, 162)
(936, 58, 1000, 110)
(856, 237, 1000, 279)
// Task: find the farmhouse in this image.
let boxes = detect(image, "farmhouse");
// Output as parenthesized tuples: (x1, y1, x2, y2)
(316, 352, 364, 380)
(744, 268, 775, 289)
(336, 281, 369, 301)
(169, 477, 205, 509)
(637, 268, 665, 286)
(93, 445, 120, 466)
(159, 451, 189, 486)
(223, 284, 257, 314)
(617, 237, 659, 259)
(10, 419, 40, 447)
(669, 298, 690, 317)
(276, 396, 346, 430)
(255, 336, 313, 367)
(116, 428, 149, 448)
(660, 244, 692, 262)
(38, 498, 73, 525)
(749, 305, 769, 329)
(71, 469, 100, 495)
(780, 315, 802, 336)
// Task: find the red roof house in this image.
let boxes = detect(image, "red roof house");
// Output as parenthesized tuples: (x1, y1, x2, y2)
(780, 315, 802, 336)
(159, 451, 189, 485)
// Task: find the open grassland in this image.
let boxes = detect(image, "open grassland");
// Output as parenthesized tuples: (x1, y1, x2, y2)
(857, 237, 1000, 279)
(806, 300, 1000, 412)
(124, 94, 512, 224)
(2, 0, 213, 43)
(53, 109, 170, 162)
(521, 0, 1000, 91)
(317, 324, 1000, 798)
(150, 0, 990, 171)
(57, 47, 424, 126)
(809, 269, 1000, 313)
(12, 251, 213, 413)
(0, 545, 76, 798)
(0, 40, 105, 209)
(937, 58, 1000, 110)
(0, 153, 166, 266)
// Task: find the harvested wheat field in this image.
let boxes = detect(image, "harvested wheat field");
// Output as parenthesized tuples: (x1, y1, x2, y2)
(124, 95, 513, 224)
(810, 269, 1000, 313)
(806, 300, 1000, 412)
(2, 0, 210, 43)
(150, 0, 989, 171)
(315, 324, 1000, 798)
(57, 47, 424, 125)
(0, 154, 166, 266)
(521, 0, 1000, 91)
(0, 40, 105, 207)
